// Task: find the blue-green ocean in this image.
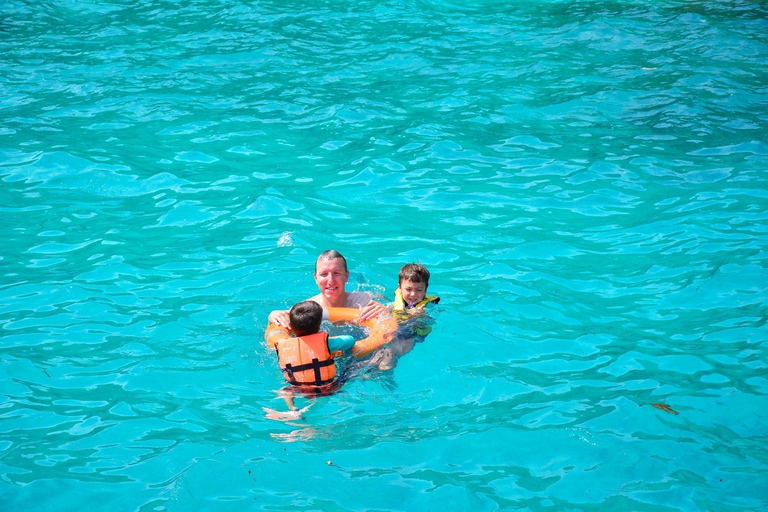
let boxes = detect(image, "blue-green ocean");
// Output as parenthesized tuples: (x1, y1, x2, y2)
(2, 0, 768, 510)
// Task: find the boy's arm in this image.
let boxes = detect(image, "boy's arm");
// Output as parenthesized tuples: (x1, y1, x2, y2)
(328, 334, 356, 352)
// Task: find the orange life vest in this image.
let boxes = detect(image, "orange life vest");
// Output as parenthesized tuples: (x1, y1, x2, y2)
(274, 331, 336, 386)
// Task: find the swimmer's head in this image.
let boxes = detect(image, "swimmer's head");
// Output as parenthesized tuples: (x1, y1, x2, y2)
(398, 263, 430, 289)
(289, 301, 323, 336)
(315, 250, 347, 273)
(398, 264, 430, 306)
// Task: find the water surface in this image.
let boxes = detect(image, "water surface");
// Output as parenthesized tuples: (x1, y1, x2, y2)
(2, 0, 768, 510)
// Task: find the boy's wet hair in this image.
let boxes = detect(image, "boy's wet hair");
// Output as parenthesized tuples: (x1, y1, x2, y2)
(315, 249, 348, 273)
(290, 301, 323, 336)
(399, 263, 430, 288)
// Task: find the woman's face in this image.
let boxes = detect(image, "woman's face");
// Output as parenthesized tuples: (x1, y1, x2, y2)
(314, 257, 349, 303)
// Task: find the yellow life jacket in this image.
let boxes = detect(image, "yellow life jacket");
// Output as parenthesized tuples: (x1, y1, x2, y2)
(274, 331, 335, 386)
(393, 288, 440, 312)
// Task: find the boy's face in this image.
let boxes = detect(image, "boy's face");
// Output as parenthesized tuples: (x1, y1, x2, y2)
(399, 279, 426, 306)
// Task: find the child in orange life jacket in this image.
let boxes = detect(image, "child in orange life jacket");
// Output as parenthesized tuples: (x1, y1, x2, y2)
(370, 264, 440, 371)
(271, 300, 356, 411)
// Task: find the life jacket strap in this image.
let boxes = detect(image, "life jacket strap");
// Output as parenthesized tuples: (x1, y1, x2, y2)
(284, 358, 335, 386)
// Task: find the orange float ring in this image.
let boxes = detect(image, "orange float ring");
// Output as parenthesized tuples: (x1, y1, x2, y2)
(264, 322, 291, 349)
(325, 307, 399, 358)
(264, 308, 398, 359)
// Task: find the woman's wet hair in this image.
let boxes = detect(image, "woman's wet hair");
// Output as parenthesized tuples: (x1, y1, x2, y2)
(289, 301, 323, 336)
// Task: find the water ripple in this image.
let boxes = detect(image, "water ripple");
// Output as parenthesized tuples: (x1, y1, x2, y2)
(2, 0, 768, 510)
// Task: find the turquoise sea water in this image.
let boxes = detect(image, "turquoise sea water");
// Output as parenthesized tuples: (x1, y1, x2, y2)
(2, 0, 768, 510)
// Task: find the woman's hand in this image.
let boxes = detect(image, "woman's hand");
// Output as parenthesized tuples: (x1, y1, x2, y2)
(358, 300, 388, 322)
